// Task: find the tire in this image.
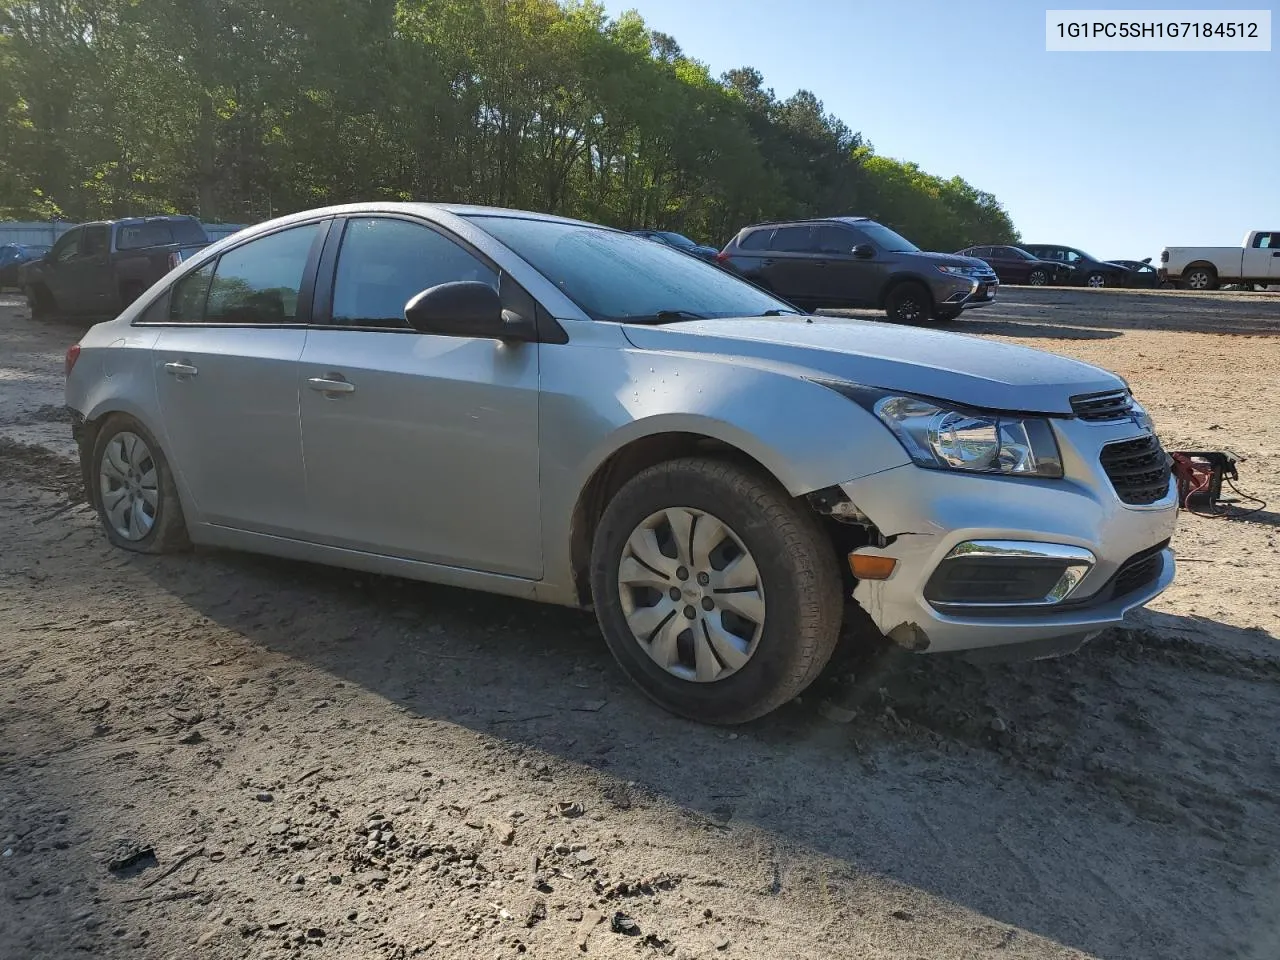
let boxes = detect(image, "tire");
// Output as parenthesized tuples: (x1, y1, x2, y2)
(1085, 272, 1106, 288)
(589, 457, 843, 725)
(25, 284, 55, 319)
(1183, 266, 1217, 291)
(90, 414, 191, 554)
(1028, 269, 1048, 286)
(884, 282, 931, 324)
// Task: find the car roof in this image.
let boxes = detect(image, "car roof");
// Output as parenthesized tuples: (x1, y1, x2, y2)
(741, 216, 871, 231)
(213, 202, 610, 238)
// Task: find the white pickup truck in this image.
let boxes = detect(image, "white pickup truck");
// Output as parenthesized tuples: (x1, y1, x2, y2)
(1159, 231, 1280, 290)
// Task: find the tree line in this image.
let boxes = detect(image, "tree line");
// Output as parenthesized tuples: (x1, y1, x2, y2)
(0, 0, 1018, 250)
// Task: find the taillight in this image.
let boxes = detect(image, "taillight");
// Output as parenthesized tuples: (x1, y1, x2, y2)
(168, 251, 185, 270)
(65, 344, 81, 376)
(1160, 250, 1169, 263)
(715, 251, 730, 263)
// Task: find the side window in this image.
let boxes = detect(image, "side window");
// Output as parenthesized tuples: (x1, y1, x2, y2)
(770, 226, 812, 253)
(168, 262, 215, 322)
(83, 226, 109, 257)
(1254, 232, 1278, 249)
(811, 225, 854, 254)
(331, 218, 498, 329)
(737, 229, 772, 250)
(51, 230, 82, 263)
(1064, 250, 1084, 263)
(205, 223, 321, 324)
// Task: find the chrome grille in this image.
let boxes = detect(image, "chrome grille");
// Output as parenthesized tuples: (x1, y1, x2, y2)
(1071, 390, 1134, 422)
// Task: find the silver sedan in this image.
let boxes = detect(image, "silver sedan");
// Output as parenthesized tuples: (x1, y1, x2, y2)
(65, 204, 1178, 724)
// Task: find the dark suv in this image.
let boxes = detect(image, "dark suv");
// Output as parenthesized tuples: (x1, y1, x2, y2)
(718, 217, 998, 323)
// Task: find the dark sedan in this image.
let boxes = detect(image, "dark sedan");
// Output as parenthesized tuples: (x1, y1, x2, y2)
(1110, 259, 1164, 288)
(630, 230, 719, 262)
(0, 243, 51, 288)
(955, 244, 1070, 286)
(1021, 244, 1130, 288)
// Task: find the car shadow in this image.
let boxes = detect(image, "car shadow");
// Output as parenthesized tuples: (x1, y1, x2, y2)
(128, 543, 1280, 960)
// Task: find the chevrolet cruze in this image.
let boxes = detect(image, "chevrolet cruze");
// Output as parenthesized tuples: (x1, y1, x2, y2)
(64, 204, 1178, 724)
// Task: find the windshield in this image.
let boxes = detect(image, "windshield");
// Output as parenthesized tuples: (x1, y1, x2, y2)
(467, 216, 796, 323)
(656, 232, 696, 249)
(117, 219, 209, 250)
(859, 221, 919, 253)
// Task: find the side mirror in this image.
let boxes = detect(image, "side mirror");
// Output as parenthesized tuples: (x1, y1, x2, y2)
(852, 243, 875, 260)
(404, 281, 536, 342)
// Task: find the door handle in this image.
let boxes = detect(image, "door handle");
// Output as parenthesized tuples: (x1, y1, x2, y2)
(1272, 251, 1279, 257)
(164, 361, 198, 378)
(307, 376, 355, 396)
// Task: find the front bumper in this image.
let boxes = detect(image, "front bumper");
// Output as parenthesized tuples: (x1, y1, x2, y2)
(839, 421, 1178, 655)
(939, 275, 1000, 310)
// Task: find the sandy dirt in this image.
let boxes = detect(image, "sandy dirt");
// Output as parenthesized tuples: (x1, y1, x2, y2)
(1, 288, 1279, 960)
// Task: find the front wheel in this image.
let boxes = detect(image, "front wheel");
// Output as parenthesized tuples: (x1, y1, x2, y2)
(589, 457, 843, 725)
(90, 414, 191, 554)
(884, 282, 931, 324)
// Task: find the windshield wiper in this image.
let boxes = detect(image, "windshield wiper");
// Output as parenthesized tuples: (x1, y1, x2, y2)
(757, 308, 802, 316)
(626, 309, 709, 325)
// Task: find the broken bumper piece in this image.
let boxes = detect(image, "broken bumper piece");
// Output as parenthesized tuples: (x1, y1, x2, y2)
(837, 463, 1178, 655)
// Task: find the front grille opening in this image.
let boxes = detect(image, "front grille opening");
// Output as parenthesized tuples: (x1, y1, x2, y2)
(1100, 434, 1172, 505)
(924, 558, 1076, 606)
(1071, 390, 1134, 422)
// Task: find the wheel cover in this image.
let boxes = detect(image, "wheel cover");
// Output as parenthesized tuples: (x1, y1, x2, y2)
(1029, 271, 1046, 285)
(617, 507, 766, 683)
(1188, 271, 1208, 289)
(99, 431, 159, 541)
(1088, 273, 1105, 287)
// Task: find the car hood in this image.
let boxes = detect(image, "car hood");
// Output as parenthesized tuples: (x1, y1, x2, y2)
(621, 315, 1123, 414)
(1102, 261, 1131, 271)
(904, 250, 991, 269)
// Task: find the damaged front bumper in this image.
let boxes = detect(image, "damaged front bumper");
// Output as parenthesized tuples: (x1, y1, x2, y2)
(837, 462, 1178, 656)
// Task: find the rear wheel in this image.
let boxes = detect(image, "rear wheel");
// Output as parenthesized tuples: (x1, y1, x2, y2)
(1028, 269, 1049, 286)
(90, 414, 191, 554)
(589, 457, 843, 725)
(1183, 266, 1217, 291)
(884, 282, 931, 324)
(1086, 272, 1106, 288)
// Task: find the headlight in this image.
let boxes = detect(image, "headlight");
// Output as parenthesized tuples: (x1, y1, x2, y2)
(936, 264, 983, 277)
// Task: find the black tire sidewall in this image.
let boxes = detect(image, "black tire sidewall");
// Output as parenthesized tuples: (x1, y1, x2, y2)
(590, 461, 834, 724)
(90, 415, 183, 552)
(886, 283, 930, 324)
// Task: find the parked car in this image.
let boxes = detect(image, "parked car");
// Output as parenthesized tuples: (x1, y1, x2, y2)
(630, 229, 719, 262)
(0, 243, 51, 289)
(1020, 244, 1130, 288)
(1159, 231, 1280, 290)
(1109, 259, 1163, 289)
(955, 244, 1070, 286)
(718, 217, 999, 323)
(22, 215, 211, 318)
(65, 203, 1177, 724)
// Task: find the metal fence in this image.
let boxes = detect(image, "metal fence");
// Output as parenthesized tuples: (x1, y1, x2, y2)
(0, 220, 249, 246)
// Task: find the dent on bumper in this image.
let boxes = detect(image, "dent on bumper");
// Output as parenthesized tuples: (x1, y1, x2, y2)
(839, 464, 1178, 655)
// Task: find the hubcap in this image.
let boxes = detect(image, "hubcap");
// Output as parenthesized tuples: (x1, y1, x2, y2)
(99, 431, 159, 541)
(1088, 274, 1105, 288)
(617, 507, 766, 683)
(1030, 271, 1046, 286)
(1189, 272, 1208, 289)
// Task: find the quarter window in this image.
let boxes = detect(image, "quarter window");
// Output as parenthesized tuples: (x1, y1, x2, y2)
(169, 263, 214, 322)
(205, 223, 321, 324)
(738, 229, 772, 250)
(83, 226, 109, 257)
(331, 218, 497, 329)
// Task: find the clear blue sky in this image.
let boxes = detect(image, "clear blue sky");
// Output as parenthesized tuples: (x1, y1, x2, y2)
(598, 0, 1278, 260)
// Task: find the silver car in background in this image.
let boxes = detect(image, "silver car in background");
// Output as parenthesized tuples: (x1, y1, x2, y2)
(64, 203, 1178, 724)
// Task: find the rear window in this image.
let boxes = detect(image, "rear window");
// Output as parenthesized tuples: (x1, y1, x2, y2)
(117, 220, 209, 250)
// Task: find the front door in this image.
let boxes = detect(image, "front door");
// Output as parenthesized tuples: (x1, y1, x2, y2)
(298, 216, 542, 578)
(812, 225, 880, 306)
(152, 221, 325, 536)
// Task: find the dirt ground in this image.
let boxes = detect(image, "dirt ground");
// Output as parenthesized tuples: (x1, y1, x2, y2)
(2, 287, 1279, 960)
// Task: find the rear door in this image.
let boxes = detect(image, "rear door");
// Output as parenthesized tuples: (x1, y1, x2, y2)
(763, 226, 821, 302)
(63, 225, 116, 314)
(149, 220, 327, 535)
(297, 215, 542, 577)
